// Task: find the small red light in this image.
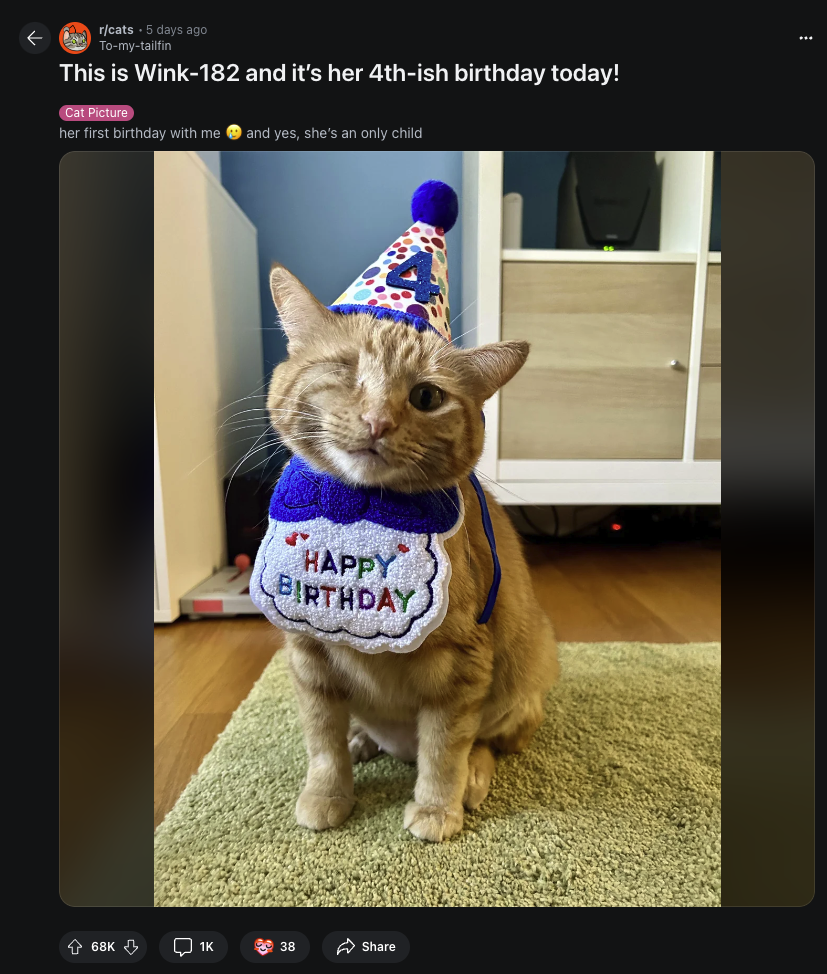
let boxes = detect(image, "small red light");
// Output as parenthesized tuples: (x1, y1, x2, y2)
(611, 522, 622, 531)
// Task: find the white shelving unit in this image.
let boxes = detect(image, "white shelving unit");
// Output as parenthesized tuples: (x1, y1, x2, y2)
(154, 151, 265, 622)
(461, 150, 721, 506)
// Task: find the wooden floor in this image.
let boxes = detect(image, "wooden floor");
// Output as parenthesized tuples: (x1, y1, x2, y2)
(154, 539, 720, 828)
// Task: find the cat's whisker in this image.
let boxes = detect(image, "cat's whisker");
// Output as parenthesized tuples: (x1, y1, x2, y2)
(229, 455, 272, 477)
(441, 301, 477, 337)
(224, 441, 281, 485)
(184, 434, 279, 478)
(407, 458, 432, 493)
(431, 308, 479, 364)
(224, 435, 280, 467)
(223, 429, 279, 500)
(219, 406, 272, 421)
(218, 406, 274, 430)
(222, 423, 277, 435)
(271, 395, 338, 421)
(472, 468, 532, 505)
(224, 409, 320, 429)
(221, 413, 272, 424)
(219, 395, 270, 413)
(258, 457, 281, 490)
(220, 421, 269, 432)
(217, 381, 271, 413)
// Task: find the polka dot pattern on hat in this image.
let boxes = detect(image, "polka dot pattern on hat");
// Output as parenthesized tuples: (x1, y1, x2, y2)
(329, 216, 452, 342)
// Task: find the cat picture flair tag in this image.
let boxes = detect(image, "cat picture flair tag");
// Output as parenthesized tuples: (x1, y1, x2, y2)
(251, 457, 464, 653)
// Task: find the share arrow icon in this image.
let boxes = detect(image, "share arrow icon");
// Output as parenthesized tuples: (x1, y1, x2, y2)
(124, 940, 139, 955)
(337, 938, 355, 955)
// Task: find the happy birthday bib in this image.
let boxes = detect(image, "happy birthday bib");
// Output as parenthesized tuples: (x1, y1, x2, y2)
(250, 456, 465, 654)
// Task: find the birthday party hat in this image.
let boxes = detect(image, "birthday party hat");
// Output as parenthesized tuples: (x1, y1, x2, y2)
(328, 180, 459, 342)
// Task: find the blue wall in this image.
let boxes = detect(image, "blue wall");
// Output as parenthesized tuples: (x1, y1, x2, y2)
(503, 151, 570, 249)
(221, 151, 464, 386)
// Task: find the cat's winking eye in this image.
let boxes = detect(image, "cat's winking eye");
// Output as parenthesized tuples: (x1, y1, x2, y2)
(409, 383, 445, 412)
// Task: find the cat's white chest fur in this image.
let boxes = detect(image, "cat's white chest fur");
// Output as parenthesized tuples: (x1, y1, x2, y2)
(251, 493, 464, 654)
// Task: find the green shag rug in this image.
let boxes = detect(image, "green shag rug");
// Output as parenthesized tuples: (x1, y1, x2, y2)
(155, 643, 720, 907)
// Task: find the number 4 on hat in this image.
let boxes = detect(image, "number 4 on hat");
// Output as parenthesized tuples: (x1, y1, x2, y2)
(386, 251, 440, 304)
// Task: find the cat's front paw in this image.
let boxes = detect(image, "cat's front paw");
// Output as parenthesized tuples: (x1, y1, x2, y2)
(403, 801, 463, 842)
(295, 790, 354, 831)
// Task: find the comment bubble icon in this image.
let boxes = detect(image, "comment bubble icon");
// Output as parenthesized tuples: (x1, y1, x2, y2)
(174, 938, 193, 957)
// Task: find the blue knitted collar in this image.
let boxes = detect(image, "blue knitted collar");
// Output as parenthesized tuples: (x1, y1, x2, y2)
(269, 455, 461, 534)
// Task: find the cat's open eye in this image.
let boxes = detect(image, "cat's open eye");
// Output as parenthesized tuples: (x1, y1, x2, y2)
(409, 383, 445, 412)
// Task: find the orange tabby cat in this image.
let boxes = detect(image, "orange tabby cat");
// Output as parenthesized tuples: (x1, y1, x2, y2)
(266, 263, 559, 842)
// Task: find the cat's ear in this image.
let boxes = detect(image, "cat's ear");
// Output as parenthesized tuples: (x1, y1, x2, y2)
(269, 263, 336, 349)
(455, 341, 530, 402)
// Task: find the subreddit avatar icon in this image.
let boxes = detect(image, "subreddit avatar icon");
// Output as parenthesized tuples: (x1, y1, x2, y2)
(60, 22, 91, 53)
(227, 124, 242, 140)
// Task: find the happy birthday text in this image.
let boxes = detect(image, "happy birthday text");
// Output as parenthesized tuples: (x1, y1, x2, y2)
(277, 548, 416, 614)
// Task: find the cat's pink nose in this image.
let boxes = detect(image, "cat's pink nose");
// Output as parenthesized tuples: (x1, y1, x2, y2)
(362, 412, 395, 441)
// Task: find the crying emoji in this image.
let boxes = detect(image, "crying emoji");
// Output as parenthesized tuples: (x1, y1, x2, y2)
(226, 124, 242, 140)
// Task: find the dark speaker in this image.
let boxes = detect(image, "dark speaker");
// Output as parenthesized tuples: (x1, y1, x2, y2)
(557, 151, 661, 250)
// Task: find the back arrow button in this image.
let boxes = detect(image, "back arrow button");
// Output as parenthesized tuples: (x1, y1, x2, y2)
(19, 22, 51, 53)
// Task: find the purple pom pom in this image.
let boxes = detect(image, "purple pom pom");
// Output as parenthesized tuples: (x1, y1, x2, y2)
(411, 180, 459, 232)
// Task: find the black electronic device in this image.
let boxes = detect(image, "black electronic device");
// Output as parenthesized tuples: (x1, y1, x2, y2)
(557, 151, 661, 250)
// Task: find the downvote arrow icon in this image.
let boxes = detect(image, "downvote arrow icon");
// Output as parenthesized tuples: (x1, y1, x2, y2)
(124, 940, 139, 955)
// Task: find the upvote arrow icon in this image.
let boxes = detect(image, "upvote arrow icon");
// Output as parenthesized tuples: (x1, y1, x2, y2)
(124, 940, 139, 955)
(68, 940, 82, 955)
